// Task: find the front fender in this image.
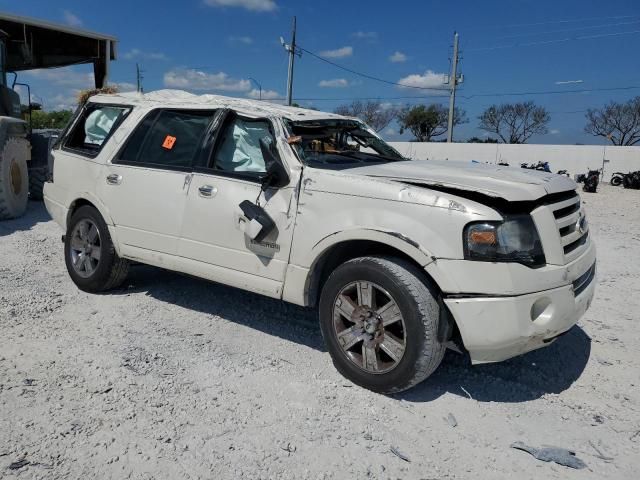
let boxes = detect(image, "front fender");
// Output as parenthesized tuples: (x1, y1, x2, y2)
(312, 227, 435, 268)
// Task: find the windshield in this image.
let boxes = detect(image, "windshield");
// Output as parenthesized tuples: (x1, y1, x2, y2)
(285, 119, 405, 170)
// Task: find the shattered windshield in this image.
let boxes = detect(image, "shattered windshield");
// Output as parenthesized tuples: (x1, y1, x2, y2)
(285, 119, 405, 169)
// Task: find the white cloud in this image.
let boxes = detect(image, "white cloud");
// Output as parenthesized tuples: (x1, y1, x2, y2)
(114, 82, 137, 92)
(203, 0, 276, 12)
(24, 68, 94, 88)
(246, 88, 281, 100)
(228, 36, 253, 45)
(352, 31, 377, 39)
(163, 69, 251, 92)
(383, 127, 396, 137)
(550, 129, 561, 135)
(319, 46, 353, 59)
(318, 78, 350, 88)
(555, 80, 584, 85)
(49, 93, 79, 111)
(63, 10, 83, 27)
(397, 70, 448, 93)
(389, 51, 407, 63)
(123, 49, 168, 61)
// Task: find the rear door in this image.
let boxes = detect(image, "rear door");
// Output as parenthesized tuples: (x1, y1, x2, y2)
(98, 109, 217, 255)
(178, 111, 299, 289)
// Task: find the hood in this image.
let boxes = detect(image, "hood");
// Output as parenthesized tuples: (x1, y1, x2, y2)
(348, 160, 577, 202)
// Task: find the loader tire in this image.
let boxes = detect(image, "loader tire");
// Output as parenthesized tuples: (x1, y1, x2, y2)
(0, 137, 30, 220)
(28, 167, 47, 201)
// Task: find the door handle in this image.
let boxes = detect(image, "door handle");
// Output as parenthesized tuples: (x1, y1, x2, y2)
(198, 185, 217, 198)
(106, 173, 122, 185)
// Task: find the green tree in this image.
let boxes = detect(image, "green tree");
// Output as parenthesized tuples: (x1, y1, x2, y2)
(29, 110, 74, 129)
(397, 104, 467, 142)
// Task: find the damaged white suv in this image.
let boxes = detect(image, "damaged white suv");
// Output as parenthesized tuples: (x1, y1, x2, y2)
(44, 90, 596, 393)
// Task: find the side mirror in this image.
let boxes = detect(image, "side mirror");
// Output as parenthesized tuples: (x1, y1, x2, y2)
(260, 137, 289, 189)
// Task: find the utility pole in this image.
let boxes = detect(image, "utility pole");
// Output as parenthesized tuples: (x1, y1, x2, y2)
(249, 77, 262, 100)
(282, 16, 298, 106)
(136, 63, 144, 93)
(447, 32, 462, 143)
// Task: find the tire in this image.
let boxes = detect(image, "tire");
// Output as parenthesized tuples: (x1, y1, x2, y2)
(0, 137, 30, 220)
(28, 167, 47, 200)
(64, 205, 129, 292)
(610, 176, 623, 187)
(319, 256, 445, 394)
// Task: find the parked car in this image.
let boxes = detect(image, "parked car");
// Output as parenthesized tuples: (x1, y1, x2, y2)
(44, 90, 597, 394)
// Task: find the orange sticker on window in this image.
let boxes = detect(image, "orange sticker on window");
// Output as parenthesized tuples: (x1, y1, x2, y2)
(162, 135, 177, 150)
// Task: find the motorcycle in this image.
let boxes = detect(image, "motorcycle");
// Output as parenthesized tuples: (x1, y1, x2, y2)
(582, 169, 601, 193)
(521, 161, 551, 172)
(623, 170, 640, 189)
(610, 172, 625, 187)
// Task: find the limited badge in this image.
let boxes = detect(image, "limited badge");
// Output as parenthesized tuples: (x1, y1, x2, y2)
(162, 135, 177, 150)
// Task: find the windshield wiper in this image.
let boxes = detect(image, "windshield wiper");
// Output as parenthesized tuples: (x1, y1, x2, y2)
(334, 150, 405, 162)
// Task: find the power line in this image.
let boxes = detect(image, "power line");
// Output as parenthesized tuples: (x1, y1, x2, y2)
(460, 85, 640, 99)
(468, 29, 640, 52)
(466, 14, 639, 32)
(495, 20, 640, 40)
(298, 45, 451, 92)
(258, 84, 640, 103)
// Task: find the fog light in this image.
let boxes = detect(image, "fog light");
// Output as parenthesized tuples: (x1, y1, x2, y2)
(530, 297, 553, 323)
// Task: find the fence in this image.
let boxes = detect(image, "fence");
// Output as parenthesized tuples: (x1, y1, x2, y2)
(387, 142, 640, 182)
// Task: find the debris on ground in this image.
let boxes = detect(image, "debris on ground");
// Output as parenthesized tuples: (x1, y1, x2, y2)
(8, 458, 29, 470)
(446, 413, 458, 428)
(511, 441, 587, 469)
(390, 446, 411, 462)
(588, 440, 614, 462)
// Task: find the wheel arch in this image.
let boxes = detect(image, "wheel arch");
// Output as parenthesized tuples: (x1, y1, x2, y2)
(66, 194, 122, 254)
(304, 230, 436, 307)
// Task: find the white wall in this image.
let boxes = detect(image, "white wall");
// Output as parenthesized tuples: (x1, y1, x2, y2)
(388, 142, 640, 182)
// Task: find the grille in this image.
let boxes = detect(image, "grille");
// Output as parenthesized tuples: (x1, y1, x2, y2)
(548, 193, 589, 263)
(573, 262, 596, 297)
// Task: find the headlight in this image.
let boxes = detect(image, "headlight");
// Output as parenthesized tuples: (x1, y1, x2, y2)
(463, 215, 546, 267)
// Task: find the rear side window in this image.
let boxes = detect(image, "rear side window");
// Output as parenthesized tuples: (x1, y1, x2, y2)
(63, 104, 130, 156)
(118, 109, 215, 169)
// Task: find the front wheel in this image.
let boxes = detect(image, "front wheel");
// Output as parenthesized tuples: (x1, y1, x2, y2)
(610, 175, 623, 187)
(64, 205, 129, 292)
(319, 256, 445, 394)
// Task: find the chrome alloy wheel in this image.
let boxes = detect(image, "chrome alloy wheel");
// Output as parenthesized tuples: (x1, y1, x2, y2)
(332, 281, 407, 374)
(69, 219, 102, 278)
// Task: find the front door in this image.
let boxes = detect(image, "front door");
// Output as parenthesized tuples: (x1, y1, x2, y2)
(98, 108, 216, 255)
(178, 113, 298, 288)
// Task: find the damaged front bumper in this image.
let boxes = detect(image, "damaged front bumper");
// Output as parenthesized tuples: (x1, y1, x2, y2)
(442, 244, 597, 364)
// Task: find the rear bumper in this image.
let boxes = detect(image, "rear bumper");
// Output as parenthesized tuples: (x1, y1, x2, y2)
(443, 245, 596, 364)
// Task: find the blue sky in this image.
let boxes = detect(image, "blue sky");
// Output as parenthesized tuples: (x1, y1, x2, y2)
(3, 0, 639, 144)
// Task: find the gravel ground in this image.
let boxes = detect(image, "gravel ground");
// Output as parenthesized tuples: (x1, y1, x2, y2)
(1, 185, 639, 479)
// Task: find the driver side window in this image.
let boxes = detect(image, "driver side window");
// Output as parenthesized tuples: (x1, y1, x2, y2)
(214, 117, 273, 174)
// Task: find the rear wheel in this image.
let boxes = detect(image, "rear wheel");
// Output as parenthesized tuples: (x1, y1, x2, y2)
(65, 205, 129, 292)
(0, 137, 30, 220)
(319, 256, 445, 394)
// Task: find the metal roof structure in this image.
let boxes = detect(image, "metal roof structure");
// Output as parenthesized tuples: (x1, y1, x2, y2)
(0, 11, 117, 87)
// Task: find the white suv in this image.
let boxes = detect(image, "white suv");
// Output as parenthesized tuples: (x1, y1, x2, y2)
(44, 90, 596, 393)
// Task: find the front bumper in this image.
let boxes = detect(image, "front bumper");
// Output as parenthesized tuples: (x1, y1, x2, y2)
(443, 245, 596, 364)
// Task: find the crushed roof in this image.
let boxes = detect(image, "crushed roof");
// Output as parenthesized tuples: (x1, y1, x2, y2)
(89, 89, 350, 121)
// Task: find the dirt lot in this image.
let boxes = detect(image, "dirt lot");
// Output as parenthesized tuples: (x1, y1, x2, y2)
(1, 184, 639, 479)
